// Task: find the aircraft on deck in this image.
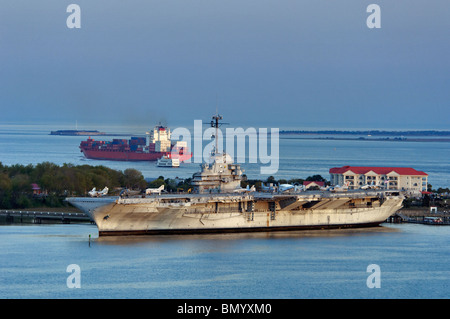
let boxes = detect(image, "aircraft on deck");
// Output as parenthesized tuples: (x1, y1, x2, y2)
(88, 187, 109, 197)
(261, 183, 276, 192)
(145, 185, 165, 195)
(233, 185, 256, 193)
(361, 181, 378, 190)
(278, 183, 304, 193)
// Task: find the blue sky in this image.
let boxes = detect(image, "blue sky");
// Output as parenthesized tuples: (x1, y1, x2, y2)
(0, 0, 449, 129)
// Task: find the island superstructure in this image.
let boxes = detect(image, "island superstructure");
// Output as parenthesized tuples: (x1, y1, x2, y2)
(67, 115, 404, 236)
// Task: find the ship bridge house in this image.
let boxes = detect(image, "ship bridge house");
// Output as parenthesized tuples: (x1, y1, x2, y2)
(329, 166, 428, 195)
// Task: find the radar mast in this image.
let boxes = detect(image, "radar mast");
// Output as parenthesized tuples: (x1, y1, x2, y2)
(210, 112, 228, 155)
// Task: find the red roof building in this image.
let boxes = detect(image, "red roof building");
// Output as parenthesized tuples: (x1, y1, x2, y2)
(329, 166, 427, 176)
(329, 166, 428, 194)
(31, 183, 42, 195)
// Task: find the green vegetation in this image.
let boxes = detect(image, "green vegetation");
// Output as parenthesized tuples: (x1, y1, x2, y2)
(0, 162, 146, 209)
(148, 176, 193, 193)
(0, 161, 331, 210)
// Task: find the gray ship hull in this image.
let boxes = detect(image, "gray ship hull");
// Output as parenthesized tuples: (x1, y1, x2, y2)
(67, 190, 403, 236)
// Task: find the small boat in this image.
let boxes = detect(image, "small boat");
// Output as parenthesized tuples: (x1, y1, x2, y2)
(157, 155, 180, 167)
(423, 217, 444, 225)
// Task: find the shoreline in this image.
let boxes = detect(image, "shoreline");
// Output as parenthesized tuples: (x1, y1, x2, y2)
(280, 136, 450, 143)
(280, 130, 450, 136)
(279, 130, 450, 143)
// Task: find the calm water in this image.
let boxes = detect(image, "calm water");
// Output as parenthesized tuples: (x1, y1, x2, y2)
(0, 223, 449, 299)
(1, 123, 449, 299)
(0, 123, 449, 188)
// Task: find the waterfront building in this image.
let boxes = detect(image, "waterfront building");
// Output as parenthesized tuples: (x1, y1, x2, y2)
(329, 166, 428, 194)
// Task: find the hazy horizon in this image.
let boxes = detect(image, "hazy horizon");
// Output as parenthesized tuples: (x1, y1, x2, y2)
(1, 1, 449, 130)
(1, 119, 450, 135)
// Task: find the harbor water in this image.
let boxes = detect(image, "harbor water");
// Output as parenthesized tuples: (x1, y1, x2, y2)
(0, 223, 449, 299)
(1, 123, 450, 188)
(0, 123, 449, 298)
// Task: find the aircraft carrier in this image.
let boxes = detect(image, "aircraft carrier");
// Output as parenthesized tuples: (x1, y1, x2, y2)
(66, 115, 404, 236)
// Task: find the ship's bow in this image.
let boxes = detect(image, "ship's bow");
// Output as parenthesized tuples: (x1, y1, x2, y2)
(66, 196, 118, 223)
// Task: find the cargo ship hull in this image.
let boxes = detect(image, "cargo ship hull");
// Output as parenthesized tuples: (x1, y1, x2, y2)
(79, 124, 191, 162)
(67, 191, 403, 236)
(81, 148, 174, 161)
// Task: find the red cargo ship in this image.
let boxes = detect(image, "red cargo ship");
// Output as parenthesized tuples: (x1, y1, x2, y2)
(79, 125, 192, 162)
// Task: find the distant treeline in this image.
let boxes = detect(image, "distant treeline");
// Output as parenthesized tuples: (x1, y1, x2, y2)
(0, 161, 330, 210)
(280, 130, 450, 136)
(0, 162, 153, 209)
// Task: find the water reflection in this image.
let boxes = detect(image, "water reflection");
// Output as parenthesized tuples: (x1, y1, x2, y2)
(95, 225, 400, 246)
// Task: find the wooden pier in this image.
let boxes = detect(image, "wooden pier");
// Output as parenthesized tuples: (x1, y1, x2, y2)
(0, 210, 92, 224)
(386, 208, 450, 225)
